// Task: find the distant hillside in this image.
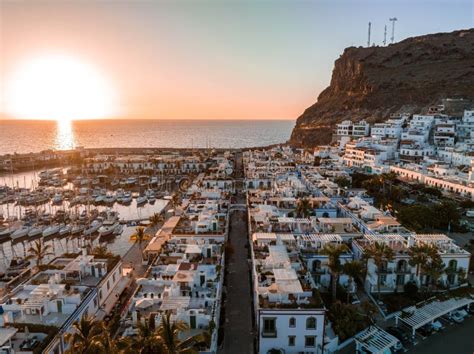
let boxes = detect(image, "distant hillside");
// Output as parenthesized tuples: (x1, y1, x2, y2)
(289, 29, 474, 147)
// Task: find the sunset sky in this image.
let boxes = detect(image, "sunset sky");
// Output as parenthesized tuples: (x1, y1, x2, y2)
(0, 0, 472, 120)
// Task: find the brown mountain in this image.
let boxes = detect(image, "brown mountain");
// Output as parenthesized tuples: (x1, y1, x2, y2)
(289, 29, 474, 148)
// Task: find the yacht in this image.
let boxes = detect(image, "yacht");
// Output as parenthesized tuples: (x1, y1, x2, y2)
(11, 226, 30, 241)
(104, 194, 116, 205)
(52, 193, 63, 205)
(122, 192, 132, 204)
(0, 227, 15, 238)
(71, 224, 85, 235)
(98, 220, 120, 238)
(113, 224, 124, 235)
(136, 196, 147, 206)
(59, 225, 72, 237)
(84, 220, 102, 235)
(43, 224, 61, 238)
(28, 226, 44, 240)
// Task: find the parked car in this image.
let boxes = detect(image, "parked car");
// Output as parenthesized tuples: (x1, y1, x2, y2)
(450, 310, 466, 323)
(386, 327, 410, 343)
(431, 320, 444, 332)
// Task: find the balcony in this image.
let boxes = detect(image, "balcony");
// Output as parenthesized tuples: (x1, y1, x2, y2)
(261, 329, 277, 338)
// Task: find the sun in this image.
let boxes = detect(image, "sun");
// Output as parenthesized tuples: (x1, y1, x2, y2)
(4, 54, 117, 121)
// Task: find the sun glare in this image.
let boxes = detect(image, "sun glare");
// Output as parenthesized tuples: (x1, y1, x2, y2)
(5, 54, 117, 121)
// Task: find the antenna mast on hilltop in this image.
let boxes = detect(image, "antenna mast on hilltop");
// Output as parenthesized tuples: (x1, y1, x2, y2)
(389, 17, 398, 43)
(383, 25, 387, 46)
(367, 22, 371, 47)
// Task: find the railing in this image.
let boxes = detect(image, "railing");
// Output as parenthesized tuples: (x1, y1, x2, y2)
(261, 329, 277, 338)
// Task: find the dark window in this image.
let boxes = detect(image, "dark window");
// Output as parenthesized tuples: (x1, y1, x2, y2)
(305, 336, 316, 348)
(288, 336, 296, 346)
(262, 317, 277, 337)
(289, 317, 296, 328)
(306, 317, 316, 330)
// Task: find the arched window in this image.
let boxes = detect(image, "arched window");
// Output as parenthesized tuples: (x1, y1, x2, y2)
(306, 317, 316, 330)
(289, 317, 296, 327)
(448, 260, 457, 270)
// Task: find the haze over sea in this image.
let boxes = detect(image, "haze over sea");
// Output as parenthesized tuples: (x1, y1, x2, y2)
(0, 119, 295, 155)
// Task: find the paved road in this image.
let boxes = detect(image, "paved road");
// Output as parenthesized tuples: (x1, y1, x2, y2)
(408, 315, 474, 354)
(220, 210, 254, 354)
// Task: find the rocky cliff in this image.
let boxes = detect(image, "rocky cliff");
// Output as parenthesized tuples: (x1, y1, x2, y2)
(289, 29, 474, 147)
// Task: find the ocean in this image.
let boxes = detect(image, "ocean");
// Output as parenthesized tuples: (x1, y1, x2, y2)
(0, 119, 295, 155)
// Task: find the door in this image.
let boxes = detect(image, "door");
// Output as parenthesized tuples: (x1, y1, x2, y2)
(57, 300, 62, 313)
(190, 315, 196, 329)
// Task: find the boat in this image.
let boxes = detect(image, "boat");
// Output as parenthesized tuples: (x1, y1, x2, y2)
(95, 195, 105, 204)
(0, 227, 15, 238)
(98, 221, 120, 238)
(52, 193, 63, 205)
(84, 220, 102, 236)
(59, 225, 72, 237)
(71, 224, 85, 235)
(104, 194, 116, 205)
(28, 227, 44, 240)
(136, 196, 147, 206)
(113, 224, 123, 235)
(43, 224, 61, 238)
(121, 192, 132, 204)
(11, 226, 30, 242)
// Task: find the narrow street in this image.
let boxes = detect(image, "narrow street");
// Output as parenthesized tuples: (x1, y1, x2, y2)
(220, 152, 255, 353)
(220, 209, 254, 354)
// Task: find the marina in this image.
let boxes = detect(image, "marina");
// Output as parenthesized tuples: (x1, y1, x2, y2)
(0, 167, 170, 273)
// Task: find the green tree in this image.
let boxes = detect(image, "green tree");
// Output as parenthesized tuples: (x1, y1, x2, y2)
(295, 198, 313, 218)
(149, 213, 164, 226)
(65, 316, 105, 354)
(120, 320, 164, 354)
(157, 312, 207, 354)
(320, 243, 349, 302)
(342, 260, 364, 302)
(91, 245, 113, 258)
(363, 242, 395, 297)
(130, 226, 151, 261)
(26, 240, 54, 266)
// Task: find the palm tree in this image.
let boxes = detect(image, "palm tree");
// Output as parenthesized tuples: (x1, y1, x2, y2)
(65, 316, 105, 354)
(26, 240, 54, 266)
(363, 242, 395, 297)
(149, 213, 163, 226)
(295, 198, 312, 218)
(408, 244, 439, 288)
(130, 226, 151, 261)
(320, 243, 349, 302)
(120, 320, 164, 354)
(342, 260, 364, 302)
(425, 255, 444, 293)
(171, 192, 182, 208)
(91, 245, 113, 258)
(157, 312, 206, 354)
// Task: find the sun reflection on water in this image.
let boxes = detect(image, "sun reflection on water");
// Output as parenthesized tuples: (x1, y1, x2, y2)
(55, 119, 76, 150)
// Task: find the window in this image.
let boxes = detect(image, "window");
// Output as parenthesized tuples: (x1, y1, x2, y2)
(288, 336, 295, 346)
(305, 336, 316, 348)
(289, 317, 296, 328)
(262, 317, 277, 337)
(306, 317, 316, 330)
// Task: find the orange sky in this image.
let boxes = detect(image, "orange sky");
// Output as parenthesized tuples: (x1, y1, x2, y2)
(1, 1, 471, 120)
